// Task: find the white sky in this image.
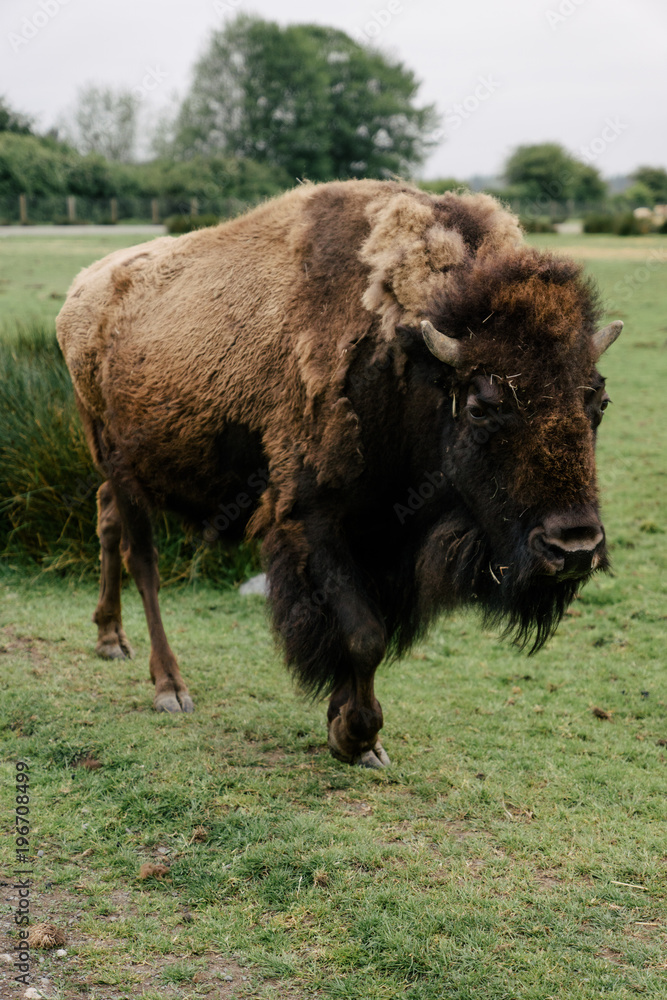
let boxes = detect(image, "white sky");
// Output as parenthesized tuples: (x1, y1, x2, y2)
(1, 0, 665, 179)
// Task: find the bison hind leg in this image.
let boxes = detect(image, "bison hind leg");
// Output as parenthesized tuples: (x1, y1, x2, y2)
(112, 483, 194, 714)
(93, 481, 134, 660)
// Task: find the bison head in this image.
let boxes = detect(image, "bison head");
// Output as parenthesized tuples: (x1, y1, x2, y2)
(418, 250, 622, 651)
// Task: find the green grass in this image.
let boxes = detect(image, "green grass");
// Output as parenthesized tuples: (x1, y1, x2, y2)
(0, 232, 159, 325)
(1, 231, 666, 998)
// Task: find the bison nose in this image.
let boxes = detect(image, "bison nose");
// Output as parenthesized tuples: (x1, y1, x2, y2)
(529, 514, 605, 579)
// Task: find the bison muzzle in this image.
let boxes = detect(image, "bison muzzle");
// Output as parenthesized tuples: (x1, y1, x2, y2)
(56, 179, 623, 768)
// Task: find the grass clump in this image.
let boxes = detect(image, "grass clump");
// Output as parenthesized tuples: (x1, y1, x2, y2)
(0, 319, 95, 571)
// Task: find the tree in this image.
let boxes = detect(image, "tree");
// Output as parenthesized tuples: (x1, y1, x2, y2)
(419, 178, 468, 195)
(0, 133, 66, 197)
(615, 181, 657, 208)
(504, 143, 606, 204)
(62, 84, 140, 162)
(630, 166, 667, 204)
(170, 15, 439, 180)
(0, 96, 34, 135)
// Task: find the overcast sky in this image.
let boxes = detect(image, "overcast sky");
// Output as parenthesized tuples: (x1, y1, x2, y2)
(2, 0, 665, 179)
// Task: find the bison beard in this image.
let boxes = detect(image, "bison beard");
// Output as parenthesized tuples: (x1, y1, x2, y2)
(267, 504, 602, 701)
(55, 177, 622, 768)
(414, 515, 591, 656)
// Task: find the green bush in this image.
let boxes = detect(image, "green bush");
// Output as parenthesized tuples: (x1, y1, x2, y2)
(519, 216, 557, 234)
(0, 132, 291, 222)
(583, 212, 654, 235)
(0, 322, 259, 584)
(613, 211, 651, 236)
(165, 213, 221, 234)
(583, 213, 615, 233)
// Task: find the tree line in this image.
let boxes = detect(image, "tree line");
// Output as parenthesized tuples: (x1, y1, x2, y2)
(1, 13, 666, 225)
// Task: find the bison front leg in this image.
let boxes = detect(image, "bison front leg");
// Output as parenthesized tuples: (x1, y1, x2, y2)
(326, 595, 391, 769)
(268, 527, 390, 767)
(112, 485, 194, 714)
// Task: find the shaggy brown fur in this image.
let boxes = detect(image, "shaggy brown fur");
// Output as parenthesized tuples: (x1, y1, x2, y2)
(56, 179, 619, 767)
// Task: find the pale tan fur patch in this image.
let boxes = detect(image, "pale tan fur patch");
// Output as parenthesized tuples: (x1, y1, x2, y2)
(360, 193, 466, 335)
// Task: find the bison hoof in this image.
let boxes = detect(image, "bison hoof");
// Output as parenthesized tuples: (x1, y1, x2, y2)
(96, 631, 134, 660)
(328, 737, 391, 769)
(154, 691, 195, 713)
(358, 742, 391, 769)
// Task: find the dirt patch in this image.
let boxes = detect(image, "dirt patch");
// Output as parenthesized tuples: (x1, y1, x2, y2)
(438, 820, 493, 842)
(464, 858, 486, 874)
(342, 800, 373, 816)
(0, 624, 54, 670)
(260, 747, 289, 766)
(624, 921, 666, 942)
(501, 801, 535, 822)
(80, 955, 258, 995)
(2, 884, 315, 998)
(381, 818, 425, 843)
(534, 869, 562, 889)
(596, 946, 627, 965)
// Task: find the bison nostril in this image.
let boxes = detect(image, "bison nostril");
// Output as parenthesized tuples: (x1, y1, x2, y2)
(528, 528, 564, 574)
(529, 523, 605, 578)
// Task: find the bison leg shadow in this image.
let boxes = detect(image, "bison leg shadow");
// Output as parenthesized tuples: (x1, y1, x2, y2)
(95, 480, 194, 714)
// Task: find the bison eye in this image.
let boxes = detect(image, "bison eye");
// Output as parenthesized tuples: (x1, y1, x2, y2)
(590, 390, 611, 429)
(468, 403, 486, 421)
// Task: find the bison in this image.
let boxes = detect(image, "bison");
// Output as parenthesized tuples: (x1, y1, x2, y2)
(56, 179, 622, 768)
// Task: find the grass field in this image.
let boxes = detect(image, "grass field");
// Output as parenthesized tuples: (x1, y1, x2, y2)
(0, 233, 158, 326)
(1, 230, 666, 999)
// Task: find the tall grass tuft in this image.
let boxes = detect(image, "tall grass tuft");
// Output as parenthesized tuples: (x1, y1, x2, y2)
(0, 320, 258, 585)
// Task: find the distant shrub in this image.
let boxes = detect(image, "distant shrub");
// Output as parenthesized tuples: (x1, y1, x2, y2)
(582, 212, 654, 235)
(583, 213, 615, 233)
(613, 212, 651, 236)
(165, 213, 220, 234)
(519, 216, 557, 233)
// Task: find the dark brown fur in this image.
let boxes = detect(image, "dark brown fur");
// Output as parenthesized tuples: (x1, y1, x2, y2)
(56, 179, 616, 765)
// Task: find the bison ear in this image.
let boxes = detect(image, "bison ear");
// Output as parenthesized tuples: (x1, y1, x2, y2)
(421, 320, 462, 367)
(591, 320, 623, 361)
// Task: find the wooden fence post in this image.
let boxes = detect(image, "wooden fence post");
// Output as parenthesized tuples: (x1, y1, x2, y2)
(110, 198, 118, 224)
(190, 198, 198, 217)
(151, 198, 160, 224)
(67, 195, 76, 223)
(19, 193, 28, 225)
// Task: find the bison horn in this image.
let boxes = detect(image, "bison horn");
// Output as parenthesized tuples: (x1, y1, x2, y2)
(421, 320, 462, 367)
(591, 320, 623, 361)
